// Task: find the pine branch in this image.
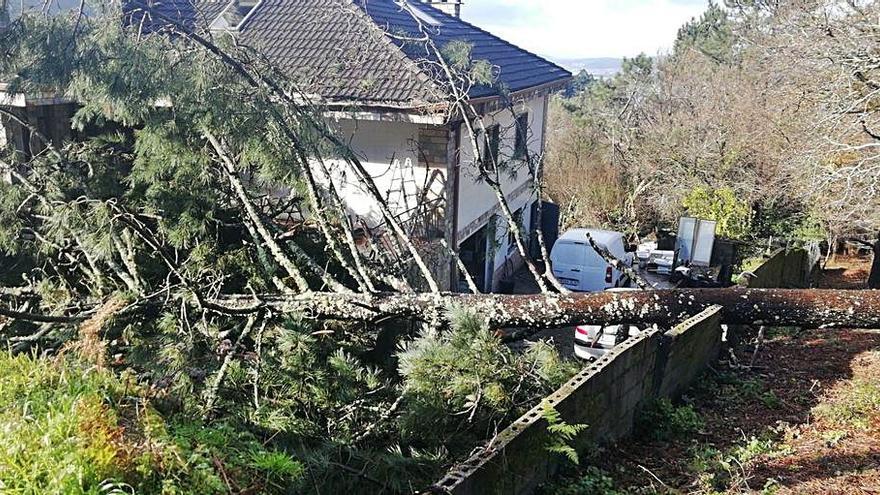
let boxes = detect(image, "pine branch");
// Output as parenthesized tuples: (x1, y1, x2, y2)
(130, 1, 436, 292)
(203, 314, 262, 416)
(204, 130, 311, 293)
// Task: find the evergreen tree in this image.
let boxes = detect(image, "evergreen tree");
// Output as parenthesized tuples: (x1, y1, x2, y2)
(673, 1, 735, 63)
(0, 5, 579, 491)
(563, 69, 596, 98)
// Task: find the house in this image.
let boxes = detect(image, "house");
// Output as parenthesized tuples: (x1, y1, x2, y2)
(0, 0, 571, 292)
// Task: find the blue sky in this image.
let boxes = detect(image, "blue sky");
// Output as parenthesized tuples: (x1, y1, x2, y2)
(459, 0, 711, 59)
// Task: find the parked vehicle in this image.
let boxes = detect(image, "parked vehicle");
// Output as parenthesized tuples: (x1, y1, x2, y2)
(573, 323, 641, 360)
(550, 229, 632, 292)
(572, 287, 641, 360)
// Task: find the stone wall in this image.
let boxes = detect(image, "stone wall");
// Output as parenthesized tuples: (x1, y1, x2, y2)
(432, 306, 724, 495)
(744, 247, 818, 289)
(432, 246, 822, 494)
(418, 124, 449, 168)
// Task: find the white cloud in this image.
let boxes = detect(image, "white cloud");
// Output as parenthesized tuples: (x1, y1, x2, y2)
(461, 0, 710, 58)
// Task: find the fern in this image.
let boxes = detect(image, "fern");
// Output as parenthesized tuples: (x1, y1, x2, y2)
(541, 400, 588, 465)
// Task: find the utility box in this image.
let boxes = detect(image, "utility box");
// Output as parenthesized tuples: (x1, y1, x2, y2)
(677, 217, 716, 267)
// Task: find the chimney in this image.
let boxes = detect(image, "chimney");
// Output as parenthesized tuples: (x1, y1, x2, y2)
(421, 0, 462, 18)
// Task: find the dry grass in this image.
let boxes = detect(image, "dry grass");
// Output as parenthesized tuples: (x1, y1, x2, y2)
(65, 296, 127, 368)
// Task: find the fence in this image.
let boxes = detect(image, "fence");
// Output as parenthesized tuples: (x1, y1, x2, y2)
(743, 246, 819, 288)
(432, 306, 723, 495)
(431, 247, 819, 494)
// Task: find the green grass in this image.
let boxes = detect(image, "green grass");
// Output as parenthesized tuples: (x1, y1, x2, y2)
(813, 377, 880, 430)
(686, 435, 790, 494)
(0, 352, 303, 494)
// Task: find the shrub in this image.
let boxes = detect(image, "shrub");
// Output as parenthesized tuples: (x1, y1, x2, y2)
(682, 187, 752, 239)
(397, 305, 578, 448)
(636, 399, 704, 441)
(546, 466, 623, 495)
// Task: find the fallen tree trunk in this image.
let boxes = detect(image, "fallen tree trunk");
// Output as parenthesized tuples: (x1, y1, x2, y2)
(6, 288, 880, 334)
(210, 288, 880, 333)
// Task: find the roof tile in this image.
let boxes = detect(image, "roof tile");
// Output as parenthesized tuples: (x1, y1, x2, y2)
(134, 0, 571, 107)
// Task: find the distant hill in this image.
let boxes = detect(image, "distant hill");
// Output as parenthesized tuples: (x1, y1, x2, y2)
(548, 57, 623, 78)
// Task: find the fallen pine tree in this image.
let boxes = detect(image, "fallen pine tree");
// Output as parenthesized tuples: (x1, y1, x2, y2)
(5, 287, 880, 336)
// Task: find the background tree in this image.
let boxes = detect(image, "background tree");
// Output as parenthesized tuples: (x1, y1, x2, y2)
(544, 0, 818, 247)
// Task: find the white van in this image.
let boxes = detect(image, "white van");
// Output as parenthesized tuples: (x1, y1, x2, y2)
(549, 229, 632, 292)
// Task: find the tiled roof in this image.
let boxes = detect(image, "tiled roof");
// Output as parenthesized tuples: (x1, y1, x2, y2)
(359, 0, 571, 100)
(242, 0, 440, 106)
(132, 0, 571, 108)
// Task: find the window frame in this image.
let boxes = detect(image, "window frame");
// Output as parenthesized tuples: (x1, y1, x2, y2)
(482, 124, 500, 170)
(513, 112, 529, 160)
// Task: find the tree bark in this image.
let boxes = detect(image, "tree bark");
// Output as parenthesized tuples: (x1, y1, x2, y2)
(207, 287, 880, 332)
(869, 240, 880, 289)
(7, 288, 880, 333)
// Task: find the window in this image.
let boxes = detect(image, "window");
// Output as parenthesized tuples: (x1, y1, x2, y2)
(210, 0, 262, 31)
(513, 112, 529, 159)
(399, 2, 442, 26)
(482, 124, 500, 169)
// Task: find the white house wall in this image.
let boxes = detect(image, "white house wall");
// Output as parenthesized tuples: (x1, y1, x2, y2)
(318, 118, 447, 230)
(314, 92, 549, 291)
(456, 94, 544, 240)
(456, 94, 546, 271)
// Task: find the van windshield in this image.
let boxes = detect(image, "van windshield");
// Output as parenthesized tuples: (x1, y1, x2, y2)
(552, 241, 606, 267)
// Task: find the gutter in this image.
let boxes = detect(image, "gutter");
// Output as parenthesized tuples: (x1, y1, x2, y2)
(0, 84, 74, 107)
(466, 76, 573, 107)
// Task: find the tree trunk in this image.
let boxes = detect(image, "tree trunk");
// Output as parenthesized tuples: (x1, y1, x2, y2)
(869, 241, 880, 289)
(207, 287, 880, 333)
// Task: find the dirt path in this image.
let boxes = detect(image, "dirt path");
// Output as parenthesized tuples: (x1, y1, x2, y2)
(542, 256, 880, 494)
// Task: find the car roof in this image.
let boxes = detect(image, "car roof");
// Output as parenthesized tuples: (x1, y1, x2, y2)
(557, 228, 623, 246)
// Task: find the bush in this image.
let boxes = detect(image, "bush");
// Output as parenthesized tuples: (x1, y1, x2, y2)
(541, 466, 624, 495)
(397, 306, 578, 448)
(0, 352, 303, 494)
(636, 399, 704, 441)
(682, 187, 752, 239)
